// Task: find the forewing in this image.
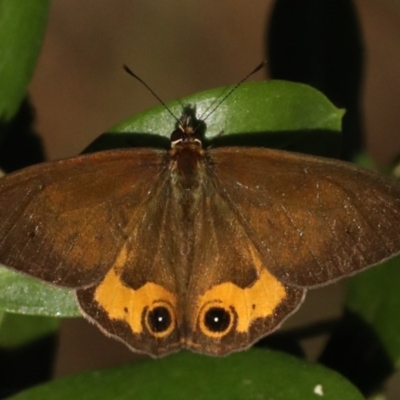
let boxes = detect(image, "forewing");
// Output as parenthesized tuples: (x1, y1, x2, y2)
(0, 149, 167, 287)
(209, 147, 400, 287)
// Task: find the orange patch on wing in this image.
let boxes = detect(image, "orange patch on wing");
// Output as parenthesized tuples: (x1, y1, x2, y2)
(194, 245, 287, 334)
(94, 249, 177, 335)
(196, 268, 287, 334)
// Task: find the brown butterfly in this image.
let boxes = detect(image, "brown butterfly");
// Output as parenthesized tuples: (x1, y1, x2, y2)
(1, 107, 400, 357)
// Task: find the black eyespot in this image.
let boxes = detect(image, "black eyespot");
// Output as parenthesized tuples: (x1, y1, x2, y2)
(204, 307, 231, 333)
(147, 306, 172, 333)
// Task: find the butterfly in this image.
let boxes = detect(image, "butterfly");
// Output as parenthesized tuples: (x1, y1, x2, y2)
(0, 104, 400, 358)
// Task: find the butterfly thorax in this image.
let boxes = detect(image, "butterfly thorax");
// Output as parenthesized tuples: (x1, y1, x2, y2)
(168, 115, 206, 192)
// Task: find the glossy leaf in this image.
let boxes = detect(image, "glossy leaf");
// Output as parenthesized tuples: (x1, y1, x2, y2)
(346, 256, 400, 366)
(0, 0, 49, 120)
(9, 349, 363, 400)
(0, 267, 78, 317)
(0, 312, 59, 348)
(90, 80, 344, 158)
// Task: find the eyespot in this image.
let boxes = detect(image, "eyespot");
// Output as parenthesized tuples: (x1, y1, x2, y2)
(204, 307, 231, 332)
(198, 301, 235, 338)
(144, 301, 176, 338)
(148, 306, 171, 332)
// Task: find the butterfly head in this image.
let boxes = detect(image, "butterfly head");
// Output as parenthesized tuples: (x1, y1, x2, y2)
(170, 106, 206, 150)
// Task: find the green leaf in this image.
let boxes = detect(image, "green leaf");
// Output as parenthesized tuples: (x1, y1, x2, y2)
(0, 81, 343, 318)
(0, 267, 79, 317)
(9, 349, 363, 400)
(89, 80, 344, 158)
(346, 256, 400, 366)
(0, 311, 59, 348)
(0, 0, 50, 121)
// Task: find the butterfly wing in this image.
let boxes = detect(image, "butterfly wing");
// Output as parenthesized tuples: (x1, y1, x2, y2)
(184, 182, 305, 355)
(0, 148, 188, 356)
(208, 147, 400, 288)
(184, 146, 400, 355)
(78, 150, 204, 356)
(0, 149, 169, 287)
(76, 166, 186, 356)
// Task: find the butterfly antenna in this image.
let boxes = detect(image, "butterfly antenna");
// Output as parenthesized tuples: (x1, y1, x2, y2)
(200, 60, 267, 122)
(123, 64, 180, 123)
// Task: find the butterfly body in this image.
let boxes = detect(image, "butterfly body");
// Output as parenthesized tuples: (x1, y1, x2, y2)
(1, 112, 400, 357)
